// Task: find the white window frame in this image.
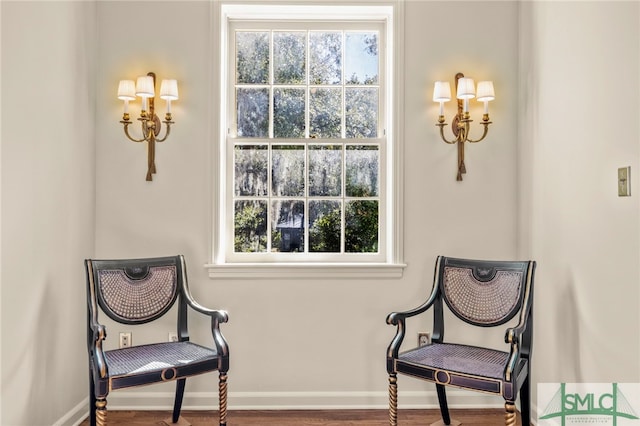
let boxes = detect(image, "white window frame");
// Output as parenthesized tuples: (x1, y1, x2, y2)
(207, 2, 405, 279)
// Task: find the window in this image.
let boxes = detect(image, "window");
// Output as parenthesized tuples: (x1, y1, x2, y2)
(209, 3, 405, 278)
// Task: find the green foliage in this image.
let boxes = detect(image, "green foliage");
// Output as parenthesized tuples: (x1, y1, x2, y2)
(274, 32, 306, 84)
(345, 200, 378, 253)
(308, 145, 342, 196)
(234, 145, 268, 196)
(236, 32, 269, 84)
(364, 34, 378, 56)
(345, 146, 379, 196)
(309, 207, 341, 252)
(274, 89, 305, 138)
(346, 88, 378, 138)
(309, 32, 342, 84)
(236, 88, 269, 137)
(233, 29, 381, 254)
(271, 145, 305, 196)
(234, 201, 267, 252)
(309, 88, 341, 138)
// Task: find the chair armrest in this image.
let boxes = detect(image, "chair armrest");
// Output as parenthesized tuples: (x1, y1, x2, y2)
(89, 323, 108, 379)
(181, 283, 230, 359)
(386, 299, 434, 362)
(386, 282, 439, 370)
(504, 329, 521, 382)
(504, 324, 525, 344)
(185, 294, 229, 324)
(503, 262, 535, 381)
(503, 309, 531, 381)
(386, 298, 434, 325)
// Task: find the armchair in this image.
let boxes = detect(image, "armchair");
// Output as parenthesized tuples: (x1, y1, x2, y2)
(386, 256, 536, 425)
(85, 255, 230, 426)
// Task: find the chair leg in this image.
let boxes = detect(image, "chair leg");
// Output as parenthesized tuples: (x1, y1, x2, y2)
(89, 374, 97, 426)
(505, 401, 517, 426)
(95, 398, 107, 426)
(219, 372, 228, 426)
(172, 378, 187, 423)
(520, 376, 531, 426)
(388, 373, 398, 426)
(436, 384, 451, 425)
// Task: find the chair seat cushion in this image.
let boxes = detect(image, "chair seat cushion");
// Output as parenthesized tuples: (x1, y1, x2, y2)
(398, 343, 508, 380)
(105, 341, 218, 378)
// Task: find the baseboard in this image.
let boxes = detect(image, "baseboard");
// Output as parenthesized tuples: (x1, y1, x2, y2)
(83, 389, 506, 411)
(53, 398, 89, 426)
(57, 390, 509, 424)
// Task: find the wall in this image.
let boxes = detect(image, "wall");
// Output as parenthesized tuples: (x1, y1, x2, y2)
(0, 1, 96, 425)
(518, 0, 640, 412)
(94, 0, 519, 410)
(3, 1, 638, 424)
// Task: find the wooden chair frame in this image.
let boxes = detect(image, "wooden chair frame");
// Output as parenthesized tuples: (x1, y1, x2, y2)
(85, 255, 229, 426)
(386, 256, 536, 426)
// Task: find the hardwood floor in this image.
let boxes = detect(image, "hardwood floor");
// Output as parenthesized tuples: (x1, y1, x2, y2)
(79, 408, 526, 425)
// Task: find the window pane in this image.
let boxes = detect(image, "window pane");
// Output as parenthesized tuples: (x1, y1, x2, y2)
(272, 145, 305, 196)
(234, 200, 268, 253)
(345, 200, 378, 253)
(309, 32, 342, 84)
(234, 145, 268, 196)
(237, 88, 269, 137)
(274, 32, 306, 84)
(274, 88, 305, 138)
(345, 88, 378, 138)
(309, 88, 341, 138)
(236, 31, 269, 84)
(271, 200, 305, 252)
(309, 200, 341, 253)
(346, 145, 379, 197)
(225, 13, 391, 264)
(309, 145, 342, 196)
(345, 32, 379, 85)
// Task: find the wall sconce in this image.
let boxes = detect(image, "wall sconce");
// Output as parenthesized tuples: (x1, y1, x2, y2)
(118, 72, 178, 181)
(433, 72, 494, 181)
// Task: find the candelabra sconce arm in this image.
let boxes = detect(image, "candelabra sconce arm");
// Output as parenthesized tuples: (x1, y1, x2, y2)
(467, 116, 492, 143)
(154, 117, 174, 143)
(433, 72, 495, 181)
(120, 119, 147, 143)
(435, 121, 457, 145)
(117, 72, 178, 181)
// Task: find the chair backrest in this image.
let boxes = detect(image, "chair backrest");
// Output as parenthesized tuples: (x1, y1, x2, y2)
(436, 256, 534, 327)
(86, 255, 183, 325)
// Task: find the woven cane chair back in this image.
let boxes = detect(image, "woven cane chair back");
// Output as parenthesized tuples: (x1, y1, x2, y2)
(92, 259, 180, 325)
(386, 256, 536, 426)
(85, 255, 230, 426)
(439, 258, 528, 327)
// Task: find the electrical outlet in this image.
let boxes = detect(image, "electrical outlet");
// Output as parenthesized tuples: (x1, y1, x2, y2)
(119, 332, 132, 348)
(618, 166, 631, 197)
(168, 332, 179, 342)
(418, 332, 431, 347)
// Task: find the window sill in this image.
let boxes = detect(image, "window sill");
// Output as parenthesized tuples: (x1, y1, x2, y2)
(205, 262, 407, 279)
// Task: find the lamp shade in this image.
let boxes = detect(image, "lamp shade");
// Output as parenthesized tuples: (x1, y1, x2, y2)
(456, 77, 475, 99)
(135, 76, 155, 98)
(433, 81, 451, 102)
(160, 79, 179, 101)
(476, 81, 495, 102)
(117, 80, 136, 101)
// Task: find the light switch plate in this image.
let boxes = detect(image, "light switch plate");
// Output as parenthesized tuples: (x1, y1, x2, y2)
(618, 167, 631, 197)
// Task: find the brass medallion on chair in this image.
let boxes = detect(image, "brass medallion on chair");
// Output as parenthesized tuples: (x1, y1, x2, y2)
(386, 256, 536, 426)
(85, 255, 230, 426)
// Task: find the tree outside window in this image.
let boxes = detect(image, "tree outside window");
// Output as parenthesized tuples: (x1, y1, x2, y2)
(233, 29, 381, 255)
